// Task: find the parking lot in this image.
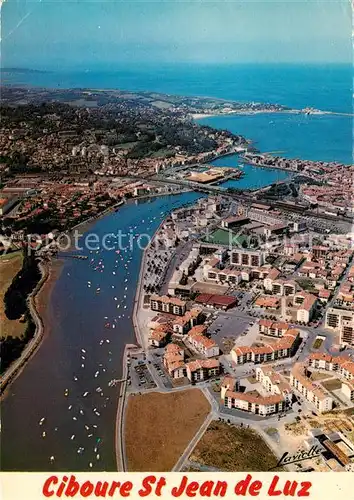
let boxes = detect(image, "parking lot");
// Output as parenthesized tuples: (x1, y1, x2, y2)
(149, 351, 174, 389)
(208, 313, 252, 353)
(128, 356, 157, 391)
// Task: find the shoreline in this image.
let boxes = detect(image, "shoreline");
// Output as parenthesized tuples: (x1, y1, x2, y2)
(0, 258, 50, 398)
(192, 109, 354, 121)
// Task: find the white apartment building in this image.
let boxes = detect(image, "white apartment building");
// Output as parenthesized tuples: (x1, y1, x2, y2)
(325, 307, 354, 347)
(290, 363, 333, 412)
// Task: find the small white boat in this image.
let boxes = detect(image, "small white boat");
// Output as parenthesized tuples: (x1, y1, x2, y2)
(80, 410, 84, 415)
(68, 405, 72, 410)
(64, 389, 69, 396)
(39, 417, 45, 425)
(50, 456, 55, 462)
(94, 371, 99, 378)
(83, 392, 89, 397)
(96, 454, 100, 460)
(70, 434, 75, 440)
(89, 462, 93, 468)
(85, 425, 90, 431)
(42, 431, 46, 437)
(81, 349, 86, 354)
(73, 417, 77, 421)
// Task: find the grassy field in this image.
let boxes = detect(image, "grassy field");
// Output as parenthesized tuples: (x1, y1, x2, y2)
(190, 421, 282, 471)
(312, 338, 324, 349)
(0, 251, 27, 338)
(309, 371, 332, 381)
(322, 379, 342, 391)
(124, 389, 211, 471)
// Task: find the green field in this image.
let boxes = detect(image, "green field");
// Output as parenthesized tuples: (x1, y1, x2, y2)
(201, 228, 247, 247)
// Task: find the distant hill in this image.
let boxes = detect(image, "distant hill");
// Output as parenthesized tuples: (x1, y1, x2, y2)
(1, 68, 50, 74)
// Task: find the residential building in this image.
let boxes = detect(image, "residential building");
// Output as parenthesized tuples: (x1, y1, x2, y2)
(292, 292, 317, 324)
(230, 249, 265, 268)
(187, 325, 220, 358)
(149, 325, 171, 347)
(255, 366, 293, 405)
(290, 363, 333, 412)
(258, 319, 290, 337)
(232, 328, 300, 365)
(308, 353, 354, 381)
(185, 359, 220, 382)
(341, 381, 354, 401)
(221, 377, 286, 416)
(150, 295, 186, 316)
(171, 307, 203, 334)
(325, 307, 354, 347)
(163, 344, 186, 379)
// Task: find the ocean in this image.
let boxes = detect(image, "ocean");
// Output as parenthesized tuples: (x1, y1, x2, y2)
(4, 63, 352, 165)
(1, 63, 352, 472)
(2, 63, 352, 113)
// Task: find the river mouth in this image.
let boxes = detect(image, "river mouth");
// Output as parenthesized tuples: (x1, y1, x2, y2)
(0, 193, 202, 471)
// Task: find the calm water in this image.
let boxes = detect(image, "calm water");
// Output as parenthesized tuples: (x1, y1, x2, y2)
(1, 193, 202, 471)
(2, 63, 352, 113)
(198, 113, 352, 165)
(1, 63, 351, 471)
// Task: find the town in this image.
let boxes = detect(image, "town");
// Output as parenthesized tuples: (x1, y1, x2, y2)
(119, 194, 354, 472)
(1, 86, 353, 475)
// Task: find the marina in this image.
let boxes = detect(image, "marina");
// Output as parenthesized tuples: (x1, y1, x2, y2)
(1, 104, 351, 472)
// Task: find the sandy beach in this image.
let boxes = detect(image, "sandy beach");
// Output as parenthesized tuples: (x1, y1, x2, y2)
(35, 258, 64, 343)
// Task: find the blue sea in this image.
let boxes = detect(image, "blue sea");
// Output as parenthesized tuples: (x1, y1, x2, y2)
(1, 62, 352, 472)
(3, 63, 352, 166)
(2, 63, 352, 113)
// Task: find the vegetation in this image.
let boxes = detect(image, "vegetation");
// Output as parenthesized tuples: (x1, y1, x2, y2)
(124, 389, 211, 471)
(4, 251, 41, 320)
(1, 251, 41, 374)
(0, 251, 27, 339)
(312, 338, 324, 350)
(190, 421, 282, 471)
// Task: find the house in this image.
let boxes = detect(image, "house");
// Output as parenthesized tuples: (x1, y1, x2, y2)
(163, 344, 186, 379)
(185, 359, 220, 382)
(188, 325, 220, 358)
(150, 295, 186, 316)
(148, 324, 172, 347)
(258, 319, 289, 337)
(171, 307, 203, 334)
(292, 292, 317, 324)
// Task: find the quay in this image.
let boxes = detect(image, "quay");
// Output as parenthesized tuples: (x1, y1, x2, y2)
(60, 254, 88, 260)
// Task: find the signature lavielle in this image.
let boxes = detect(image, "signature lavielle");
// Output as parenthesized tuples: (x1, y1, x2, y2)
(269, 445, 324, 469)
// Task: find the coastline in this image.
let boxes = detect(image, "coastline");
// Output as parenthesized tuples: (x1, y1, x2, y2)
(0, 258, 50, 398)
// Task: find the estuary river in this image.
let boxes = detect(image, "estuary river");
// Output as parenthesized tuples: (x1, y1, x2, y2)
(1, 90, 351, 471)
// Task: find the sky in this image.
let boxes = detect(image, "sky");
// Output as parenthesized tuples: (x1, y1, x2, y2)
(1, 0, 352, 69)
